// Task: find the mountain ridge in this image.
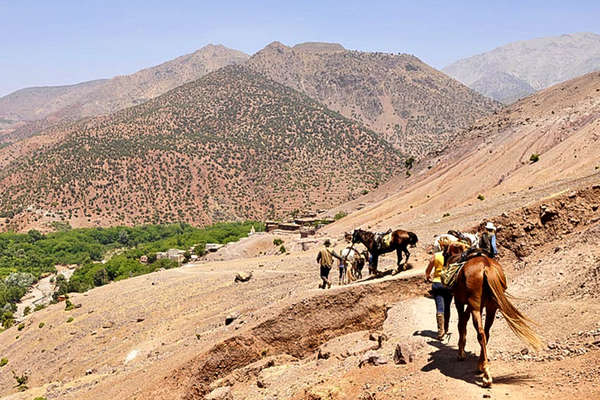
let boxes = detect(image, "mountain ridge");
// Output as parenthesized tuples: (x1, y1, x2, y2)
(0, 65, 404, 231)
(247, 41, 500, 158)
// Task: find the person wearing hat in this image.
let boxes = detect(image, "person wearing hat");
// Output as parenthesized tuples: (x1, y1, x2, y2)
(479, 222, 498, 257)
(316, 239, 342, 289)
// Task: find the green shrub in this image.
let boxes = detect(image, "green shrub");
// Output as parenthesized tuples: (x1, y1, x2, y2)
(0, 357, 7, 367)
(34, 304, 46, 312)
(477, 194, 485, 201)
(273, 238, 283, 246)
(334, 211, 347, 221)
(38, 322, 45, 329)
(23, 306, 31, 316)
(66, 317, 74, 323)
(530, 153, 540, 163)
(17, 323, 25, 331)
(12, 370, 28, 388)
(65, 299, 74, 311)
(279, 245, 286, 254)
(404, 156, 415, 170)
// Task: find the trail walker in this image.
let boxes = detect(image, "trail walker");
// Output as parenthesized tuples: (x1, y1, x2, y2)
(316, 239, 341, 289)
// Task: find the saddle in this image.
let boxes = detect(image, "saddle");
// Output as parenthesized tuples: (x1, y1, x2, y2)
(441, 262, 464, 288)
(459, 247, 493, 262)
(374, 229, 392, 251)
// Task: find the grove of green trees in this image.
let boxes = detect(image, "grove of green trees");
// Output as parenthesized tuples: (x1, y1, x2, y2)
(1, 221, 262, 328)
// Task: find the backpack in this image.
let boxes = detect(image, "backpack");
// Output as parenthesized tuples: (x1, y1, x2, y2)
(319, 248, 333, 267)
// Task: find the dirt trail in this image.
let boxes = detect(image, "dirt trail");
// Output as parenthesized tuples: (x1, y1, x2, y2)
(15, 267, 74, 319)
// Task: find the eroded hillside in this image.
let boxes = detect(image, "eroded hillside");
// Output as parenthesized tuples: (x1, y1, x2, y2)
(247, 41, 500, 157)
(0, 66, 403, 231)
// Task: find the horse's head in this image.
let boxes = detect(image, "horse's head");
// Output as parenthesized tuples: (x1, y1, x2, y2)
(344, 232, 353, 242)
(351, 229, 360, 243)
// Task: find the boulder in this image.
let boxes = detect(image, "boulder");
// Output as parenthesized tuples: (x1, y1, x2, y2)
(234, 272, 253, 283)
(358, 350, 388, 368)
(225, 312, 240, 326)
(539, 205, 559, 225)
(205, 386, 233, 400)
(393, 341, 423, 364)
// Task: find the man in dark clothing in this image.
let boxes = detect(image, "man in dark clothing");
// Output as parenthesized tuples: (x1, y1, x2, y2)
(316, 239, 342, 289)
(479, 222, 498, 257)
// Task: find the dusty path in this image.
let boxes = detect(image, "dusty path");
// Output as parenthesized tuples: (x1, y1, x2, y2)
(15, 267, 74, 319)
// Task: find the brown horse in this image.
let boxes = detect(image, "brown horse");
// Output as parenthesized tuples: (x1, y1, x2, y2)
(443, 244, 542, 387)
(351, 228, 418, 274)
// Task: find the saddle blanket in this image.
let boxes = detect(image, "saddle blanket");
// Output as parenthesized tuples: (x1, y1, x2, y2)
(441, 262, 465, 288)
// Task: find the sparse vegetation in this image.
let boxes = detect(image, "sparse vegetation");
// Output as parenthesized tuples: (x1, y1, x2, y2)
(12, 370, 28, 390)
(0, 66, 404, 231)
(0, 357, 7, 367)
(66, 317, 74, 323)
(334, 211, 348, 221)
(273, 238, 284, 246)
(530, 153, 540, 163)
(38, 322, 45, 329)
(17, 323, 24, 331)
(279, 245, 287, 254)
(405, 156, 415, 170)
(477, 194, 485, 201)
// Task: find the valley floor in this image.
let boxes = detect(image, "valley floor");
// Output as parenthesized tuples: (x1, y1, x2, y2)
(1, 176, 599, 400)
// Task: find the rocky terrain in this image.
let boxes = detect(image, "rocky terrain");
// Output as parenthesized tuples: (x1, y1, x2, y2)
(443, 32, 600, 103)
(0, 65, 403, 231)
(0, 44, 248, 141)
(0, 64, 599, 400)
(247, 41, 499, 157)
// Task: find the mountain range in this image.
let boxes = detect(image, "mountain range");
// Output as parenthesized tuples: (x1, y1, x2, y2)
(0, 65, 404, 230)
(443, 32, 600, 103)
(0, 44, 249, 140)
(246, 41, 498, 157)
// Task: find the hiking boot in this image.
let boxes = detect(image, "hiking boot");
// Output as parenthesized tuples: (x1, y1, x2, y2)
(436, 313, 445, 340)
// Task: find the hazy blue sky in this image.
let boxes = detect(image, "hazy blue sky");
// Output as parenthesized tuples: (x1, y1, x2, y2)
(1, 0, 599, 96)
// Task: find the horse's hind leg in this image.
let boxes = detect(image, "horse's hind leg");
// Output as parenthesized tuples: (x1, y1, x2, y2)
(484, 304, 498, 343)
(456, 302, 470, 361)
(472, 309, 492, 387)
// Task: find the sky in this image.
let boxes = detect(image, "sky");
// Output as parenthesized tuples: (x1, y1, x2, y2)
(1, 0, 599, 96)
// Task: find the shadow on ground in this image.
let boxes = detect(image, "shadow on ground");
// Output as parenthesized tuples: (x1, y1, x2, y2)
(415, 331, 535, 388)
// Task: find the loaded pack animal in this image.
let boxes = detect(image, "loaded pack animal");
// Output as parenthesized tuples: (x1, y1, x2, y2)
(339, 246, 367, 284)
(351, 228, 418, 274)
(433, 231, 478, 252)
(442, 243, 542, 387)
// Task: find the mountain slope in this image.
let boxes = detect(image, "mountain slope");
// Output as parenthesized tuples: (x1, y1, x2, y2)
(443, 32, 600, 103)
(0, 44, 249, 137)
(246, 41, 499, 158)
(324, 70, 600, 237)
(0, 66, 404, 231)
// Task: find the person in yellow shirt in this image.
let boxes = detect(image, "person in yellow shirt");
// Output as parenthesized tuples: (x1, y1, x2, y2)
(425, 250, 452, 340)
(316, 239, 341, 289)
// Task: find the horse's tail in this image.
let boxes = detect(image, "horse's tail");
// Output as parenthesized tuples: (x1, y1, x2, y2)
(408, 231, 418, 245)
(484, 262, 542, 350)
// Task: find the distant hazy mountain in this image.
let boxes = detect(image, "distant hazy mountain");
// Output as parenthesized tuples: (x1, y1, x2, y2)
(0, 44, 248, 130)
(443, 32, 600, 103)
(247, 41, 499, 158)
